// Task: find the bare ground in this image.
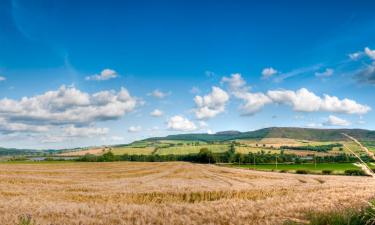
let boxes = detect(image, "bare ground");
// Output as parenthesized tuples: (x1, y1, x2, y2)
(0, 162, 374, 225)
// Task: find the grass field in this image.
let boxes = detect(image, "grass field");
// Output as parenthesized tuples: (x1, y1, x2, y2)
(111, 147, 155, 155)
(0, 162, 374, 225)
(229, 163, 360, 174)
(155, 144, 229, 155)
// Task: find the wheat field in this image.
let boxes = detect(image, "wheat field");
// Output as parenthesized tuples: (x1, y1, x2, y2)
(0, 162, 374, 225)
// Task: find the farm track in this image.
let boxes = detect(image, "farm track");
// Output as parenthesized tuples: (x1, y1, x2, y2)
(0, 162, 374, 225)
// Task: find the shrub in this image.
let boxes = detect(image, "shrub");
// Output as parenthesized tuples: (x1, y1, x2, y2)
(279, 169, 288, 173)
(344, 169, 366, 176)
(322, 170, 332, 175)
(17, 215, 35, 225)
(296, 169, 309, 174)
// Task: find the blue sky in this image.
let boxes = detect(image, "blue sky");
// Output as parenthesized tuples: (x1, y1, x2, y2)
(1, 0, 375, 149)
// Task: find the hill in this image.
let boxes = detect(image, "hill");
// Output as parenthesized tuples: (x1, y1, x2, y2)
(145, 127, 375, 142)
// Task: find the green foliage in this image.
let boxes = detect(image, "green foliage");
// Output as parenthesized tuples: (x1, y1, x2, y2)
(143, 127, 375, 142)
(280, 143, 343, 152)
(196, 148, 215, 163)
(296, 169, 308, 174)
(344, 169, 366, 176)
(322, 170, 332, 175)
(17, 215, 35, 225)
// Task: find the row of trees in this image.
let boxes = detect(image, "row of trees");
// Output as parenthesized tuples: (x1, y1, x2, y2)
(76, 144, 363, 164)
(280, 143, 343, 152)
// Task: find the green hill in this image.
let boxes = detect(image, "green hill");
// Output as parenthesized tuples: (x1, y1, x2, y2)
(144, 127, 375, 142)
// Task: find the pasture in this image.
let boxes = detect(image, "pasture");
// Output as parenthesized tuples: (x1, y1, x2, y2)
(229, 162, 361, 174)
(154, 144, 229, 155)
(0, 162, 374, 225)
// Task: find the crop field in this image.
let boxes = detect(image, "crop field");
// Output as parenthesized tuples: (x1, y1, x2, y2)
(229, 163, 360, 174)
(59, 148, 107, 156)
(111, 147, 155, 155)
(154, 144, 229, 155)
(0, 162, 374, 225)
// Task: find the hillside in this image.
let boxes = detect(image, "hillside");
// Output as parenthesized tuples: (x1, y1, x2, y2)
(145, 127, 375, 142)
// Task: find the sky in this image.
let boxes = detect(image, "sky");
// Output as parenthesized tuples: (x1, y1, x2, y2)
(1, 0, 375, 149)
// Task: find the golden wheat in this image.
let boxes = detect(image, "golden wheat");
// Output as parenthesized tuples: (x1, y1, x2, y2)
(0, 162, 374, 225)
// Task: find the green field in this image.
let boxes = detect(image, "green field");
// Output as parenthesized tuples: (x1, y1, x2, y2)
(111, 147, 155, 155)
(155, 144, 229, 155)
(229, 163, 362, 174)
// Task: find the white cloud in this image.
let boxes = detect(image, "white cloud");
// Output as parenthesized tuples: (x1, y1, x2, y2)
(261, 67, 278, 79)
(194, 86, 229, 120)
(323, 115, 351, 126)
(349, 51, 363, 61)
(167, 115, 197, 131)
(0, 118, 48, 133)
(273, 64, 322, 82)
(315, 68, 334, 77)
(150, 109, 164, 117)
(222, 73, 271, 115)
(63, 125, 109, 138)
(237, 92, 272, 115)
(148, 89, 170, 99)
(221, 74, 370, 116)
(221, 73, 249, 93)
(0, 76, 6, 81)
(0, 85, 137, 135)
(268, 88, 370, 115)
(85, 69, 118, 81)
(268, 88, 322, 112)
(365, 47, 375, 60)
(128, 126, 142, 133)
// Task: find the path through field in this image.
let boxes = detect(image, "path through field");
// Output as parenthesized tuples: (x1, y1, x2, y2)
(0, 162, 374, 225)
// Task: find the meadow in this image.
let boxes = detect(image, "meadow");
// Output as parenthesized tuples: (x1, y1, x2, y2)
(228, 162, 364, 175)
(0, 161, 374, 225)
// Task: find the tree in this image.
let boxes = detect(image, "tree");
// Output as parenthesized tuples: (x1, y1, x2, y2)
(197, 148, 215, 164)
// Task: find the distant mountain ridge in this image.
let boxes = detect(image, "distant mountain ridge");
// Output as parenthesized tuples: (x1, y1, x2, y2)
(145, 127, 375, 142)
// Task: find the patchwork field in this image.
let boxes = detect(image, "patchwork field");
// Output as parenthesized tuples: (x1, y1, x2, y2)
(0, 162, 374, 225)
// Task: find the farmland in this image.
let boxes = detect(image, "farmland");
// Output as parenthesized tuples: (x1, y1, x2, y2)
(228, 162, 371, 175)
(0, 162, 374, 225)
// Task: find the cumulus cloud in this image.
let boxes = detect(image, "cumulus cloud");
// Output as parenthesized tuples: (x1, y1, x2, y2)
(167, 115, 197, 131)
(148, 89, 170, 99)
(349, 51, 363, 61)
(268, 88, 370, 115)
(222, 73, 272, 115)
(63, 125, 109, 137)
(0, 118, 48, 133)
(355, 62, 375, 85)
(128, 126, 142, 133)
(315, 68, 334, 77)
(0, 86, 137, 139)
(85, 69, 118, 81)
(221, 74, 370, 116)
(365, 47, 375, 60)
(0, 76, 6, 81)
(323, 115, 351, 126)
(150, 109, 163, 117)
(194, 86, 229, 120)
(261, 67, 278, 79)
(221, 73, 249, 93)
